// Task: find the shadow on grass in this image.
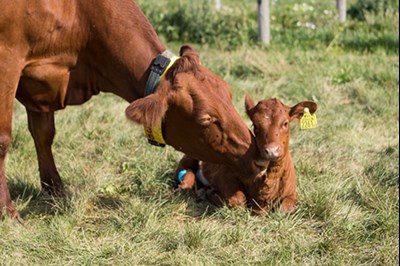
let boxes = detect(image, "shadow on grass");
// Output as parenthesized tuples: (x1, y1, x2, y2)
(93, 195, 122, 210)
(8, 177, 41, 201)
(7, 177, 74, 218)
(133, 169, 220, 218)
(174, 188, 219, 218)
(364, 145, 399, 188)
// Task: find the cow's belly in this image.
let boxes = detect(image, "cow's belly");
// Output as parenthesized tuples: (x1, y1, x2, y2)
(17, 61, 70, 112)
(16, 55, 99, 112)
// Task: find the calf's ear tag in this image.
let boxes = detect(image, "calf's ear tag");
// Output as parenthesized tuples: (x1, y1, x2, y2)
(300, 107, 317, 129)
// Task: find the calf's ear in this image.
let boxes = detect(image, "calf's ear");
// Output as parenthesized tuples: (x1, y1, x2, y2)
(244, 94, 256, 118)
(125, 94, 168, 127)
(289, 101, 318, 121)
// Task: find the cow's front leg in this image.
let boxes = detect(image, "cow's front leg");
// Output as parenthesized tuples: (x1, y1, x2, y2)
(27, 110, 64, 195)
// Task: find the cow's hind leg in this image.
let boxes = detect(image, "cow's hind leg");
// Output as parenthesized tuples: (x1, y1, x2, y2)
(0, 132, 19, 221)
(0, 56, 22, 221)
(27, 110, 64, 195)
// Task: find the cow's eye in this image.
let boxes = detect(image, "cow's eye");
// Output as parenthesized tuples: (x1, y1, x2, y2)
(198, 114, 212, 127)
(282, 121, 289, 128)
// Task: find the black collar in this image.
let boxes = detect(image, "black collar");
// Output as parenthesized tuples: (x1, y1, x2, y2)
(143, 50, 178, 147)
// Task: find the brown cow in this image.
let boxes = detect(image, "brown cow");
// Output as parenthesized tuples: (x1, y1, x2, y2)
(176, 96, 318, 214)
(0, 1, 257, 221)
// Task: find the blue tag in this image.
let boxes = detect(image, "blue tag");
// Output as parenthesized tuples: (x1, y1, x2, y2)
(178, 170, 187, 183)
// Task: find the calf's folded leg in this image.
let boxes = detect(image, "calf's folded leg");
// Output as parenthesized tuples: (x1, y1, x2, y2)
(175, 155, 199, 190)
(208, 175, 247, 209)
(279, 195, 296, 213)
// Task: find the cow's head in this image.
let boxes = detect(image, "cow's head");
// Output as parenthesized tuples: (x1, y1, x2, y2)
(125, 45, 251, 164)
(245, 95, 317, 161)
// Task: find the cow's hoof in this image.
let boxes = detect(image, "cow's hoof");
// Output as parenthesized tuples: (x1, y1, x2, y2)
(42, 185, 67, 197)
(12, 213, 24, 226)
(1, 206, 24, 226)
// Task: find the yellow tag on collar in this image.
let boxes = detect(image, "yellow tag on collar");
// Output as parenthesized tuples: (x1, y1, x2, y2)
(144, 123, 166, 146)
(160, 56, 179, 80)
(300, 108, 317, 129)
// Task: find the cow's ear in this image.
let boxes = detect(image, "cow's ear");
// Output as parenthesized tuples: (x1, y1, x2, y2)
(180, 44, 196, 56)
(125, 94, 168, 127)
(289, 101, 318, 121)
(179, 44, 200, 64)
(245, 94, 256, 118)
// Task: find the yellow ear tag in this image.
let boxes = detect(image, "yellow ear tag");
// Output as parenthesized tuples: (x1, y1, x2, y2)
(300, 107, 317, 129)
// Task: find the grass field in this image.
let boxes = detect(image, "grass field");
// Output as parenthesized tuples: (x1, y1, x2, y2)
(1, 0, 399, 265)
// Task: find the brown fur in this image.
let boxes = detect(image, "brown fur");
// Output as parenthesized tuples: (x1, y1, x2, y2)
(0, 1, 257, 221)
(177, 96, 318, 214)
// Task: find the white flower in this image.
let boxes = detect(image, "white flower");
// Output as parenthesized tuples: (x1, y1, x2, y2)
(305, 22, 316, 30)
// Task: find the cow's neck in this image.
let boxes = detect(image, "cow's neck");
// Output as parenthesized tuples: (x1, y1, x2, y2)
(84, 0, 165, 102)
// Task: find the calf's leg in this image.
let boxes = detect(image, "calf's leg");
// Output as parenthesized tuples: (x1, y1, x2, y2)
(279, 195, 296, 213)
(175, 155, 199, 190)
(279, 162, 297, 213)
(27, 110, 64, 195)
(207, 177, 246, 209)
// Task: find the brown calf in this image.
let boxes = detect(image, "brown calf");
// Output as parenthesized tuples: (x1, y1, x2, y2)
(176, 96, 318, 214)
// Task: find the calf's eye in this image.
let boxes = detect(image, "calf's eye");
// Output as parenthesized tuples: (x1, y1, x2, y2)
(282, 121, 289, 128)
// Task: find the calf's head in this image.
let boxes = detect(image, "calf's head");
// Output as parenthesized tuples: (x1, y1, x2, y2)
(125, 45, 251, 164)
(245, 95, 317, 161)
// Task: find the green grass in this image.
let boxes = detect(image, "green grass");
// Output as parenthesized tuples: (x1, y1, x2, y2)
(1, 1, 399, 265)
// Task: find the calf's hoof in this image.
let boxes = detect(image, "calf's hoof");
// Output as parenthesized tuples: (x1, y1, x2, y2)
(279, 199, 296, 213)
